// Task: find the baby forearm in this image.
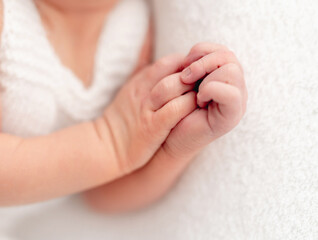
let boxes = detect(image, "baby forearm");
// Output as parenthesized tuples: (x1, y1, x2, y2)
(83, 148, 195, 213)
(0, 118, 120, 206)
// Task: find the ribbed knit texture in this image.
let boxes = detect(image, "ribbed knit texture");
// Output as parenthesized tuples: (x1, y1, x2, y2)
(0, 0, 149, 137)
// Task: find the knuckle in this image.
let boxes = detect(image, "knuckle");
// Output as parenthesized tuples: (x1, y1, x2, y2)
(191, 42, 204, 52)
(225, 63, 241, 74)
(223, 51, 243, 71)
(150, 88, 163, 108)
(149, 88, 159, 102)
(152, 78, 171, 103)
(190, 42, 211, 55)
(214, 50, 238, 70)
(160, 78, 172, 92)
(197, 58, 206, 70)
(190, 42, 230, 60)
(223, 63, 242, 79)
(222, 50, 236, 62)
(190, 59, 206, 74)
(221, 62, 245, 89)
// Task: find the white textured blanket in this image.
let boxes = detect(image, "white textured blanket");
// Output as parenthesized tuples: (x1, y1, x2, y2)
(1, 0, 317, 239)
(100, 1, 318, 239)
(149, 1, 318, 239)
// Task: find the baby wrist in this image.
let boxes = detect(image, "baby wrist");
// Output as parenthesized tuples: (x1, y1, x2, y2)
(100, 106, 137, 177)
(91, 113, 126, 180)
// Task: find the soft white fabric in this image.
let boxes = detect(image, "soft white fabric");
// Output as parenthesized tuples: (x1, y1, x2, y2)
(1, 0, 318, 239)
(0, 0, 148, 136)
(150, 0, 318, 239)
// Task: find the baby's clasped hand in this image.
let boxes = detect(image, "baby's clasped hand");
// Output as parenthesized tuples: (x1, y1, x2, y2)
(83, 42, 247, 213)
(162, 42, 248, 159)
(106, 42, 247, 173)
(103, 54, 197, 175)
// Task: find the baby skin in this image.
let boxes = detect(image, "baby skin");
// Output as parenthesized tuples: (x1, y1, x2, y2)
(0, 40, 246, 209)
(83, 42, 248, 213)
(0, 51, 194, 205)
(0, 2, 247, 208)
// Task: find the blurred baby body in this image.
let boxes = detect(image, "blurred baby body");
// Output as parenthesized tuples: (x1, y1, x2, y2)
(0, 0, 149, 136)
(0, 0, 247, 213)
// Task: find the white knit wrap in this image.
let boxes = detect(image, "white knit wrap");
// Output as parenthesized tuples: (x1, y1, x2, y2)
(0, 0, 149, 137)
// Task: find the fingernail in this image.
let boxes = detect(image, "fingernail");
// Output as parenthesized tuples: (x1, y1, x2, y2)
(181, 67, 191, 79)
(196, 93, 202, 103)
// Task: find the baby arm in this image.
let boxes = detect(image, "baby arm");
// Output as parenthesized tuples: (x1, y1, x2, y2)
(83, 43, 248, 213)
(83, 72, 197, 213)
(0, 54, 195, 206)
(0, 121, 119, 206)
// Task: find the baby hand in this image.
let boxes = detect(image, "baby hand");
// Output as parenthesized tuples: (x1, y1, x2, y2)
(163, 43, 248, 158)
(82, 45, 246, 212)
(104, 54, 196, 175)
